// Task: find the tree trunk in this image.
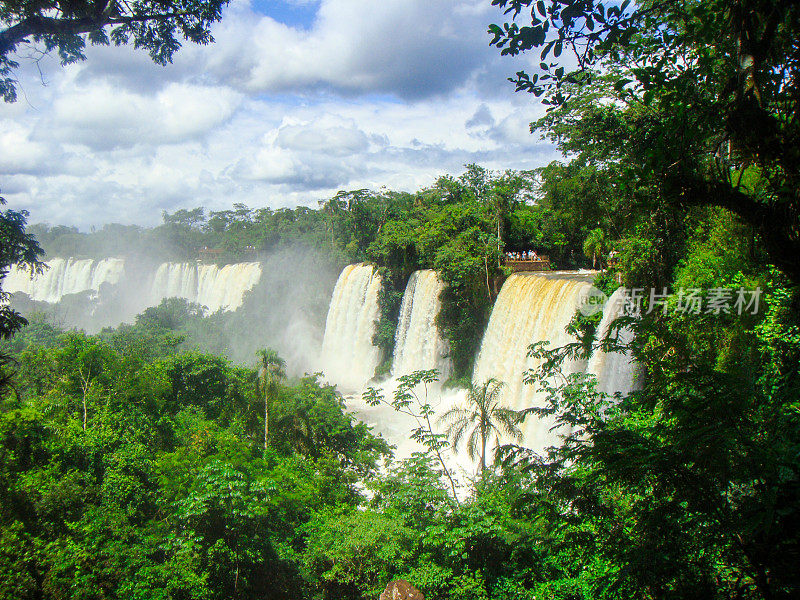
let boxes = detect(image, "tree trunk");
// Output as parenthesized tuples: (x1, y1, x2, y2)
(497, 215, 502, 268)
(484, 255, 493, 301)
(78, 367, 89, 431)
(479, 421, 487, 474)
(670, 175, 800, 283)
(264, 386, 269, 452)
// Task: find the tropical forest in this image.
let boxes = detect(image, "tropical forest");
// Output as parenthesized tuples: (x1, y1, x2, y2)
(0, 1, 798, 599)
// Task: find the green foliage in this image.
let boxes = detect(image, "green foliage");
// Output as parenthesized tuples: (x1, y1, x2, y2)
(0, 197, 44, 397)
(20, 164, 541, 379)
(482, 5, 800, 597)
(303, 507, 415, 600)
(373, 278, 404, 377)
(439, 378, 522, 473)
(5, 2, 800, 590)
(531, 160, 628, 269)
(364, 167, 535, 376)
(365, 370, 460, 501)
(0, 312, 395, 599)
(257, 347, 286, 450)
(491, 0, 800, 281)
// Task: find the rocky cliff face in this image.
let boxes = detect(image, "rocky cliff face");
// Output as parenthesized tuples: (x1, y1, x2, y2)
(379, 580, 424, 600)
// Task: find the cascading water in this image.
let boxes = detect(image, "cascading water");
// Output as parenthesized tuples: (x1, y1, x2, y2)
(392, 270, 452, 379)
(319, 263, 383, 391)
(472, 273, 592, 453)
(587, 287, 640, 396)
(4, 257, 125, 303)
(150, 262, 262, 312)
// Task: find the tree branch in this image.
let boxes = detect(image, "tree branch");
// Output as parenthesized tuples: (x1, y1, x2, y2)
(673, 175, 800, 280)
(0, 12, 191, 57)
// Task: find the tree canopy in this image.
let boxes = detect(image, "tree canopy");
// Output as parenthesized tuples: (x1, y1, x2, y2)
(0, 0, 229, 101)
(490, 0, 800, 280)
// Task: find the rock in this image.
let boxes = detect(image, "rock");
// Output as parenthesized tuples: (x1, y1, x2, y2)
(379, 579, 424, 600)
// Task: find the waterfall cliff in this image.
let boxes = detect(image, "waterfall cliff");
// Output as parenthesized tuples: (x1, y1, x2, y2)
(150, 262, 262, 312)
(392, 270, 452, 379)
(587, 287, 640, 396)
(320, 263, 383, 391)
(4, 258, 125, 303)
(472, 273, 591, 452)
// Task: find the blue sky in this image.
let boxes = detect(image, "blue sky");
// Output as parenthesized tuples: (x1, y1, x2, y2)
(251, 0, 320, 28)
(0, 0, 556, 228)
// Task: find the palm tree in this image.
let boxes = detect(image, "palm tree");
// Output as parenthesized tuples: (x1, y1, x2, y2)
(439, 378, 522, 474)
(256, 348, 285, 452)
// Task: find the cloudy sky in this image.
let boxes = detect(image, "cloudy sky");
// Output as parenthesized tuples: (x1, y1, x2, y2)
(0, 0, 557, 228)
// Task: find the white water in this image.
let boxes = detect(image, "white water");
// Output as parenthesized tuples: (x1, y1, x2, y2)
(318, 269, 642, 475)
(587, 287, 640, 396)
(150, 262, 262, 312)
(472, 273, 592, 453)
(4, 258, 125, 303)
(319, 263, 383, 391)
(392, 270, 452, 379)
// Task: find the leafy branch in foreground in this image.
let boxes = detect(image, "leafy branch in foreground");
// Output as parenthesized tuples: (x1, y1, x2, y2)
(0, 195, 44, 398)
(498, 310, 800, 599)
(364, 369, 460, 503)
(490, 0, 800, 281)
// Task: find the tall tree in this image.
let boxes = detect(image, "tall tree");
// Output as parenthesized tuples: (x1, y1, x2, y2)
(439, 378, 522, 474)
(0, 0, 229, 102)
(0, 196, 43, 396)
(256, 348, 284, 452)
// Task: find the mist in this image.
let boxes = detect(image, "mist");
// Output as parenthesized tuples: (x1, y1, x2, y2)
(4, 245, 341, 376)
(218, 245, 339, 375)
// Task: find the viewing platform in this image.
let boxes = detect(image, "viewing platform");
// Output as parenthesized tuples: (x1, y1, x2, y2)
(199, 248, 224, 261)
(505, 255, 550, 272)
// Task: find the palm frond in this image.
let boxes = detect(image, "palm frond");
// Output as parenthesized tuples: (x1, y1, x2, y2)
(493, 407, 523, 439)
(465, 426, 481, 461)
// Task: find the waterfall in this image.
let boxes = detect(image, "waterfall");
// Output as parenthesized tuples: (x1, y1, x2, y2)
(3, 257, 125, 303)
(392, 270, 452, 379)
(320, 263, 383, 391)
(150, 262, 262, 312)
(472, 273, 591, 452)
(587, 287, 640, 396)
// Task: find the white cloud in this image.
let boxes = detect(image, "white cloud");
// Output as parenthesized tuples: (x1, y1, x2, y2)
(0, 121, 51, 174)
(275, 122, 369, 155)
(0, 0, 557, 228)
(199, 0, 498, 99)
(48, 82, 242, 149)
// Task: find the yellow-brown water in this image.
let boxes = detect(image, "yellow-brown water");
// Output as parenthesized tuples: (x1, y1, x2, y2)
(472, 273, 591, 453)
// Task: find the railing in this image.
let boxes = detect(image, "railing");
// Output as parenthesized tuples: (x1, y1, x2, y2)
(504, 255, 550, 272)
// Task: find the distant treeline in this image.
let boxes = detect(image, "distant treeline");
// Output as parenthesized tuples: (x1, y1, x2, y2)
(29, 163, 629, 270)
